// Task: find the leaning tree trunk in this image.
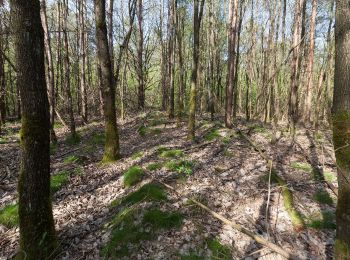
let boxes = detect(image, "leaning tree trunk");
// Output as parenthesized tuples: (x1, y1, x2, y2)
(94, 0, 120, 162)
(333, 0, 350, 258)
(11, 0, 57, 258)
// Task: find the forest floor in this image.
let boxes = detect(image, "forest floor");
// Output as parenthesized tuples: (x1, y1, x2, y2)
(0, 111, 337, 260)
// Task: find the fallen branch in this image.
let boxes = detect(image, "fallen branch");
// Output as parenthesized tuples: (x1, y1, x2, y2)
(143, 169, 301, 260)
(238, 130, 306, 232)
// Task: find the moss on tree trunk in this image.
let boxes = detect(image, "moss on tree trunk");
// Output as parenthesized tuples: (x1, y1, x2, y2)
(11, 0, 57, 258)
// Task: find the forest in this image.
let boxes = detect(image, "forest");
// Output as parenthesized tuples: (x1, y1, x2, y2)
(0, 0, 349, 259)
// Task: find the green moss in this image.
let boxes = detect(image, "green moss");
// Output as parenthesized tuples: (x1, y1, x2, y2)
(204, 129, 221, 141)
(74, 166, 84, 176)
(207, 238, 232, 260)
(291, 162, 312, 172)
(270, 171, 305, 231)
(137, 125, 148, 137)
(313, 190, 333, 205)
(90, 132, 105, 146)
(165, 160, 194, 175)
(111, 183, 167, 208)
(308, 211, 336, 230)
(131, 151, 144, 159)
(54, 122, 64, 129)
(0, 203, 19, 228)
(150, 119, 165, 126)
(51, 170, 69, 193)
(335, 239, 350, 259)
(143, 208, 183, 229)
(110, 206, 137, 227)
(159, 148, 184, 158)
(146, 162, 163, 171)
(123, 166, 144, 187)
(324, 171, 336, 182)
(64, 155, 85, 164)
(65, 133, 81, 145)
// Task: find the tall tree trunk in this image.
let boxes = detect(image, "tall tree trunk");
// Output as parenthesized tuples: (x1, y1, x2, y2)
(40, 0, 57, 143)
(304, 0, 317, 124)
(62, 0, 77, 138)
(176, 6, 185, 122)
(168, 0, 176, 119)
(187, 0, 205, 140)
(11, 0, 57, 258)
(94, 0, 120, 162)
(288, 0, 304, 137)
(0, 19, 5, 133)
(137, 0, 145, 110)
(333, 1, 350, 258)
(225, 0, 239, 128)
(79, 0, 88, 123)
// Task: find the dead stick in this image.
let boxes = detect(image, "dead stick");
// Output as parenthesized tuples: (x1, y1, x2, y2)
(144, 170, 301, 260)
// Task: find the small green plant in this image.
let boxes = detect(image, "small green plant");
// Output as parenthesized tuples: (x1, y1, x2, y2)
(204, 129, 221, 141)
(146, 162, 163, 171)
(165, 160, 194, 175)
(131, 151, 144, 160)
(308, 211, 336, 230)
(0, 203, 19, 228)
(51, 170, 69, 193)
(180, 252, 203, 260)
(53, 122, 64, 129)
(207, 238, 232, 260)
(313, 190, 333, 205)
(111, 183, 167, 208)
(64, 155, 85, 164)
(159, 148, 184, 158)
(143, 208, 183, 229)
(137, 125, 148, 137)
(90, 132, 105, 146)
(324, 171, 336, 182)
(74, 166, 84, 176)
(65, 133, 81, 145)
(291, 162, 312, 172)
(123, 166, 144, 187)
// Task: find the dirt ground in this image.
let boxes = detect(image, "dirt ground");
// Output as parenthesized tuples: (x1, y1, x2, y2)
(0, 112, 337, 259)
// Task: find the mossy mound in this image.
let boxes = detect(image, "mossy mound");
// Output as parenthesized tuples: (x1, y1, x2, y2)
(64, 155, 86, 164)
(158, 147, 184, 158)
(0, 203, 18, 228)
(308, 211, 336, 230)
(131, 151, 144, 160)
(143, 208, 183, 229)
(51, 170, 69, 193)
(313, 190, 333, 205)
(90, 132, 105, 146)
(123, 166, 144, 187)
(291, 161, 312, 172)
(146, 162, 163, 171)
(207, 238, 233, 260)
(165, 160, 194, 175)
(111, 183, 167, 208)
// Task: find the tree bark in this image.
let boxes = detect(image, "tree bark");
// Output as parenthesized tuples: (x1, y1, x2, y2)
(187, 0, 205, 140)
(94, 0, 120, 162)
(333, 1, 350, 258)
(11, 0, 57, 258)
(40, 0, 57, 143)
(137, 0, 145, 110)
(225, 0, 239, 128)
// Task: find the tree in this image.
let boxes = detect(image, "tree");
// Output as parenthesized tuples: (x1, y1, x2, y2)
(288, 0, 304, 137)
(137, 0, 145, 110)
(94, 0, 120, 162)
(187, 0, 205, 140)
(304, 0, 317, 124)
(0, 17, 5, 133)
(333, 0, 350, 257)
(11, 0, 57, 258)
(225, 0, 239, 128)
(40, 0, 57, 143)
